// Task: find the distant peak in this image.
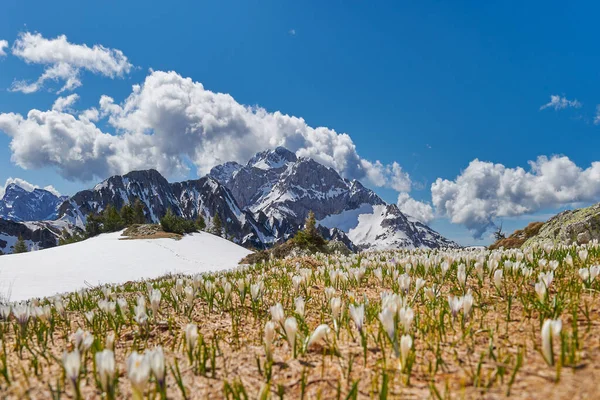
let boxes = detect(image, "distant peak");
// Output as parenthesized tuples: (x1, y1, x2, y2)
(248, 147, 297, 170)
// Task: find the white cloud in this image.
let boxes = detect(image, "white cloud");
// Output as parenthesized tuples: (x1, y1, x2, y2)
(397, 192, 434, 223)
(52, 94, 80, 112)
(594, 105, 600, 125)
(540, 95, 582, 111)
(431, 156, 600, 238)
(10, 32, 132, 93)
(0, 177, 60, 199)
(0, 40, 8, 57)
(0, 69, 418, 203)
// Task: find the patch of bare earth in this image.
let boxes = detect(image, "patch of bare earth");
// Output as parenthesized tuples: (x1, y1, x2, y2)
(120, 224, 182, 241)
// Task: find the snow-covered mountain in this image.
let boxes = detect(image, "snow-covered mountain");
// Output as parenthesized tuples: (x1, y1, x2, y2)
(2, 147, 457, 253)
(58, 169, 272, 249)
(210, 147, 458, 250)
(0, 183, 67, 222)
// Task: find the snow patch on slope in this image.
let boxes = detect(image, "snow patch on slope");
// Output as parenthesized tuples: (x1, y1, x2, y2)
(0, 231, 252, 302)
(318, 203, 374, 232)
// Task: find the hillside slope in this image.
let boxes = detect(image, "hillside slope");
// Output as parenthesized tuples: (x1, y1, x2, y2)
(0, 230, 251, 302)
(523, 203, 600, 247)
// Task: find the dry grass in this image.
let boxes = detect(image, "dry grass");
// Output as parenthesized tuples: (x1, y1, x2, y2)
(120, 224, 182, 241)
(489, 222, 545, 250)
(0, 246, 599, 399)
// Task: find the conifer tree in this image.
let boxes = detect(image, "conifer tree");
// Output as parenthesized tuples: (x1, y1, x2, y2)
(196, 214, 206, 231)
(305, 210, 318, 238)
(13, 236, 28, 254)
(120, 204, 134, 226)
(132, 199, 146, 224)
(85, 213, 103, 237)
(103, 205, 124, 232)
(212, 213, 223, 237)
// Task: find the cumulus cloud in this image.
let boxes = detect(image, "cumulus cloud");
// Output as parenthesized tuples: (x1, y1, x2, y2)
(0, 40, 8, 57)
(431, 156, 600, 238)
(10, 32, 132, 93)
(52, 94, 80, 112)
(0, 177, 60, 199)
(397, 192, 434, 223)
(0, 69, 417, 201)
(540, 95, 582, 111)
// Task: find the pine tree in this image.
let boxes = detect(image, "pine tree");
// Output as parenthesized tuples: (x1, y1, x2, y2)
(13, 236, 28, 254)
(196, 214, 206, 231)
(120, 204, 134, 226)
(132, 199, 146, 224)
(103, 205, 124, 232)
(85, 213, 103, 237)
(212, 213, 223, 237)
(305, 210, 318, 238)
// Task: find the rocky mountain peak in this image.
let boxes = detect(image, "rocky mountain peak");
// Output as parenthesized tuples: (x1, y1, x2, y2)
(209, 162, 243, 185)
(0, 183, 66, 222)
(247, 146, 297, 170)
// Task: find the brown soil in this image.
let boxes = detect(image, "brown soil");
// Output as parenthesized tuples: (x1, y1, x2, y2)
(120, 224, 182, 241)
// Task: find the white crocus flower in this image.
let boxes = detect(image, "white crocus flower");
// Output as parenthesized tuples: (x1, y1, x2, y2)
(251, 281, 264, 302)
(349, 304, 365, 334)
(400, 334, 412, 370)
(269, 303, 285, 325)
(150, 289, 162, 316)
(534, 281, 547, 302)
(398, 306, 414, 332)
(415, 278, 426, 293)
(379, 307, 396, 343)
(72, 328, 94, 352)
(330, 297, 343, 330)
(493, 269, 503, 289)
(264, 321, 276, 360)
(185, 323, 199, 352)
(541, 319, 562, 366)
(565, 254, 573, 267)
(294, 297, 305, 318)
(62, 349, 81, 388)
(457, 264, 466, 287)
(462, 292, 474, 318)
(448, 296, 463, 319)
(284, 317, 298, 356)
(147, 346, 166, 388)
(305, 324, 330, 350)
(127, 351, 151, 400)
(95, 349, 115, 394)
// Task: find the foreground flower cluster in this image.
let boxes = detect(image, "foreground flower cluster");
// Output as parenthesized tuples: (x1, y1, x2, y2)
(0, 241, 599, 398)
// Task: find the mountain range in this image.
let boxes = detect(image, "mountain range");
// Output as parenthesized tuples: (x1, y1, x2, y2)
(0, 147, 458, 254)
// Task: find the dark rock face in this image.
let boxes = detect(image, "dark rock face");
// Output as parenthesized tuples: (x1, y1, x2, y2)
(210, 147, 458, 250)
(0, 219, 63, 254)
(0, 184, 67, 222)
(58, 169, 178, 225)
(58, 171, 272, 248)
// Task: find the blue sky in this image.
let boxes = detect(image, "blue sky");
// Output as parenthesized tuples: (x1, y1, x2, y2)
(1, 0, 600, 245)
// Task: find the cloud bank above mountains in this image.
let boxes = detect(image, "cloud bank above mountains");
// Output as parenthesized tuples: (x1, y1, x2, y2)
(0, 70, 414, 198)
